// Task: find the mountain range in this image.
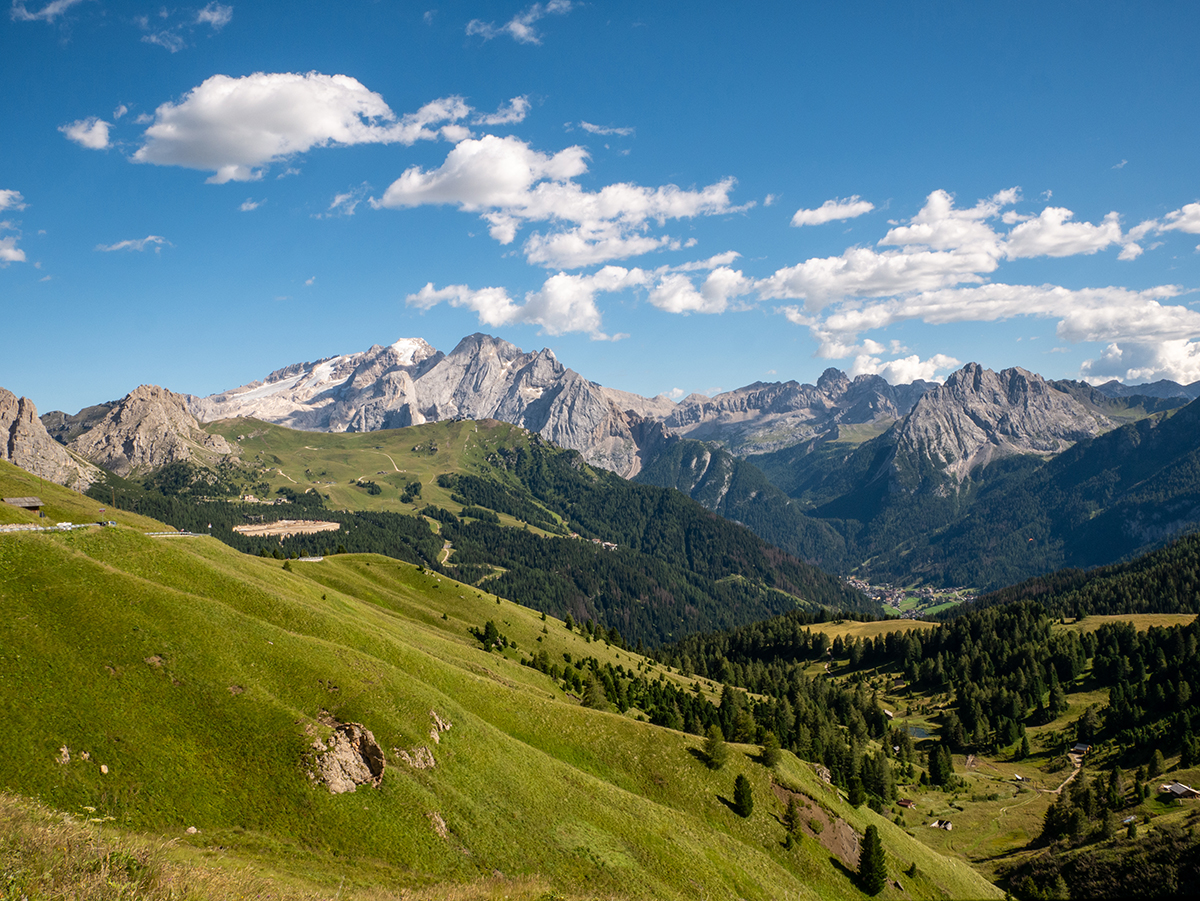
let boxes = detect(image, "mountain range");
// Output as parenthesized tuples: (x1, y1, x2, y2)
(5, 331, 1199, 590)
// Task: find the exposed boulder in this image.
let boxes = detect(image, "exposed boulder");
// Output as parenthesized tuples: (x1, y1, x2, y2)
(313, 721, 385, 794)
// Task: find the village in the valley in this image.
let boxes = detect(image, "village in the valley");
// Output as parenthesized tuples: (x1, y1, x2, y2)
(843, 577, 976, 618)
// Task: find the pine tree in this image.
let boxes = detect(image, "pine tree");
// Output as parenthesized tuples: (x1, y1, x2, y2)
(761, 731, 781, 768)
(782, 795, 802, 835)
(583, 677, 609, 710)
(733, 773, 754, 817)
(848, 775, 866, 807)
(704, 724, 728, 770)
(927, 747, 943, 786)
(1148, 749, 1164, 779)
(858, 824, 886, 895)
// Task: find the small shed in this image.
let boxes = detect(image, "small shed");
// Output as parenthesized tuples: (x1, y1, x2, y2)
(1071, 742, 1092, 755)
(898, 799, 916, 809)
(1159, 781, 1200, 799)
(928, 819, 953, 830)
(4, 496, 43, 512)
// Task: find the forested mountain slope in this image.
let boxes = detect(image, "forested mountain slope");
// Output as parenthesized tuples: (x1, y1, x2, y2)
(633, 437, 850, 569)
(748, 391, 1200, 589)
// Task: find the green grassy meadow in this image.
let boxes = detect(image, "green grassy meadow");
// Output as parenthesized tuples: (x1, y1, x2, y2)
(206, 418, 560, 529)
(0, 461, 1001, 900)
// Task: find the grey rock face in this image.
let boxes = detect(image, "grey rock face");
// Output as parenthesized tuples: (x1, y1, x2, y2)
(893, 363, 1116, 484)
(40, 402, 118, 446)
(69, 384, 233, 476)
(192, 334, 651, 476)
(314, 722, 385, 794)
(663, 369, 936, 454)
(187, 334, 945, 475)
(0, 387, 99, 492)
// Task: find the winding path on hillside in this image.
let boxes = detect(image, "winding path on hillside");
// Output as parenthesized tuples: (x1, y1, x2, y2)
(375, 452, 401, 472)
(1044, 754, 1083, 795)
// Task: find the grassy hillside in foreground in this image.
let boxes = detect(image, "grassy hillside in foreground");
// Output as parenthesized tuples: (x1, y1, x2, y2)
(0, 463, 999, 900)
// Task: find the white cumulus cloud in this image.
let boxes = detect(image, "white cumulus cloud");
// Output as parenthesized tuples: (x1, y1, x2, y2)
(407, 264, 643, 339)
(759, 243, 999, 308)
(761, 188, 1157, 310)
(132, 72, 470, 183)
(1081, 340, 1200, 386)
(0, 189, 27, 212)
(59, 117, 111, 149)
(0, 191, 28, 264)
(1162, 202, 1200, 234)
(473, 96, 531, 126)
(879, 188, 1013, 253)
(1003, 207, 1123, 259)
(196, 2, 232, 29)
(672, 250, 742, 271)
(466, 0, 573, 45)
(648, 267, 753, 314)
(791, 195, 875, 227)
(239, 198, 262, 211)
(374, 133, 745, 268)
(848, 352, 961, 384)
(0, 236, 25, 265)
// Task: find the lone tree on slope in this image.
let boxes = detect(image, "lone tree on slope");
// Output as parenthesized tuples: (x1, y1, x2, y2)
(704, 725, 728, 770)
(782, 795, 802, 836)
(733, 774, 754, 817)
(858, 824, 887, 895)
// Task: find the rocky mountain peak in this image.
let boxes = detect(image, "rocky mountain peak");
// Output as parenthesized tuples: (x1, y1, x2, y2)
(1, 387, 99, 492)
(661, 366, 935, 455)
(69, 384, 232, 477)
(894, 363, 1116, 484)
(817, 367, 852, 396)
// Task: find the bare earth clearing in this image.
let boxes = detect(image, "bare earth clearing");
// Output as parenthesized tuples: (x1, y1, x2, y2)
(232, 520, 340, 539)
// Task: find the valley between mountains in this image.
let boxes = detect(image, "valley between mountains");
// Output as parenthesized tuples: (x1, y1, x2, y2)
(3, 333, 1200, 900)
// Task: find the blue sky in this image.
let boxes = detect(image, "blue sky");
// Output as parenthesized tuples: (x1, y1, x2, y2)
(3, 1, 1200, 414)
